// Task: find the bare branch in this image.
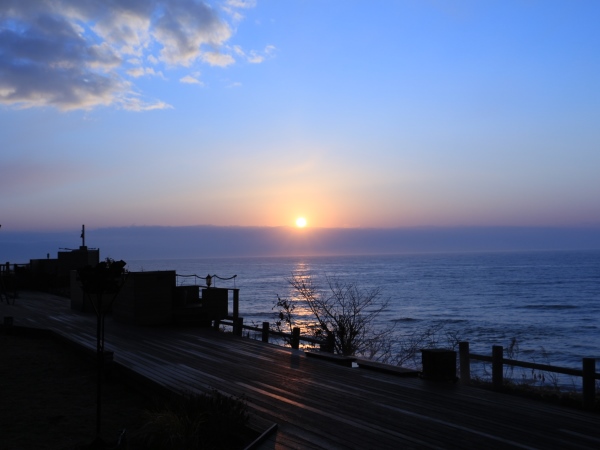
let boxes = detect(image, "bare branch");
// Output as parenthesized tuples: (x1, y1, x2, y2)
(275, 273, 393, 357)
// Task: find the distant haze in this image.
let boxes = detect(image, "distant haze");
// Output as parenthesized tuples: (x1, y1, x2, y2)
(2, 226, 600, 263)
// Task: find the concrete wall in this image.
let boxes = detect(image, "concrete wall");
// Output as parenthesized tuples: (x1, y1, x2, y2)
(112, 271, 176, 325)
(200, 288, 229, 320)
(58, 246, 100, 279)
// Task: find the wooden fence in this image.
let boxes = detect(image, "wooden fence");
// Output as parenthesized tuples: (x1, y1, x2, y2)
(459, 342, 599, 409)
(216, 317, 333, 352)
(214, 315, 599, 410)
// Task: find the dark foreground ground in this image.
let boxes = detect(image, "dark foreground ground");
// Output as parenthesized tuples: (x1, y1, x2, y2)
(0, 334, 152, 450)
(3, 290, 599, 450)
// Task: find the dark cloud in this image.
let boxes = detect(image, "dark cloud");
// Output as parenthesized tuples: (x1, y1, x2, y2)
(86, 226, 600, 260)
(4, 226, 600, 262)
(0, 11, 123, 109)
(0, 0, 248, 111)
(154, 1, 228, 66)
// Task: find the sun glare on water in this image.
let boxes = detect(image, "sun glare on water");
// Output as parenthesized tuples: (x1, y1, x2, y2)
(296, 217, 307, 228)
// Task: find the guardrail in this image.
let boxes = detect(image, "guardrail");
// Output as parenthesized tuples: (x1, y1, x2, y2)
(459, 342, 599, 409)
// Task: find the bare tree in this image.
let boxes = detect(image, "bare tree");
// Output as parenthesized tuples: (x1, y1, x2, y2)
(274, 273, 461, 369)
(388, 322, 447, 367)
(274, 273, 394, 357)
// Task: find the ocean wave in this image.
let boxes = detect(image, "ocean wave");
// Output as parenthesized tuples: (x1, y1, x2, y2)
(139, 251, 600, 371)
(519, 304, 578, 310)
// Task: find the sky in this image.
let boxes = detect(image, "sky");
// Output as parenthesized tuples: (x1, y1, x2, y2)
(1, 1, 600, 259)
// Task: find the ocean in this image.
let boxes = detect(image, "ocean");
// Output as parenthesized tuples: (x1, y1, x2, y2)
(126, 250, 600, 378)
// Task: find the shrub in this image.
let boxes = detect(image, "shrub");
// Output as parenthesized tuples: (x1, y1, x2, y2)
(138, 389, 250, 450)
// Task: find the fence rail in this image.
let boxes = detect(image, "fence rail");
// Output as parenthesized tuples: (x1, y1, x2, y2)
(216, 318, 332, 351)
(203, 298, 600, 411)
(459, 342, 598, 410)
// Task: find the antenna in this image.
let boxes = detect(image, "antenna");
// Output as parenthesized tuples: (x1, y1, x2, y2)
(81, 224, 85, 247)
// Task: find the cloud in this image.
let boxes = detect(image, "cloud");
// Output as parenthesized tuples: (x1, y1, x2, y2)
(153, 0, 233, 66)
(200, 51, 235, 67)
(246, 51, 265, 64)
(4, 225, 600, 262)
(232, 44, 276, 64)
(225, 0, 257, 8)
(0, 12, 123, 110)
(180, 74, 204, 85)
(222, 0, 256, 22)
(126, 67, 144, 77)
(121, 96, 173, 112)
(0, 0, 256, 111)
(126, 66, 164, 79)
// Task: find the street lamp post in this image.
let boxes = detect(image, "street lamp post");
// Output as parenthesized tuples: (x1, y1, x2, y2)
(78, 259, 127, 448)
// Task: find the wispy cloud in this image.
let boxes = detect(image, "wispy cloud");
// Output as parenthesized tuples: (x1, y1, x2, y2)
(222, 0, 257, 22)
(200, 51, 236, 67)
(180, 74, 204, 85)
(225, 0, 257, 8)
(0, 0, 258, 111)
(233, 44, 276, 64)
(120, 96, 173, 112)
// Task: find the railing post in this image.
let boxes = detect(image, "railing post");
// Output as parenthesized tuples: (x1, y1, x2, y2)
(492, 345, 503, 391)
(459, 341, 471, 383)
(319, 332, 335, 352)
(291, 327, 300, 350)
(327, 332, 336, 353)
(232, 289, 239, 322)
(582, 357, 596, 410)
(262, 322, 270, 343)
(234, 317, 243, 337)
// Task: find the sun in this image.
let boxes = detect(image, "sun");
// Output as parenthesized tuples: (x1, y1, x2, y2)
(295, 217, 307, 228)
